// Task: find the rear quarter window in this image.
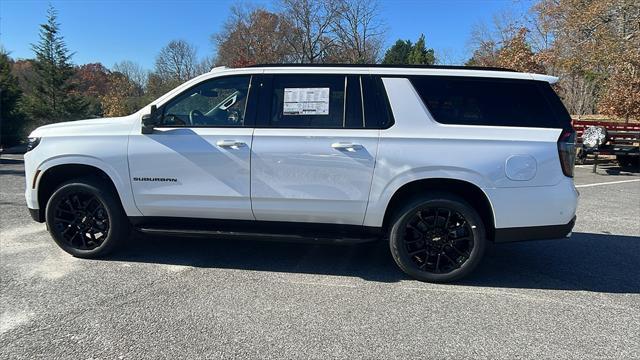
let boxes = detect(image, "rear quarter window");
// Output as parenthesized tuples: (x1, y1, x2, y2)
(410, 76, 568, 129)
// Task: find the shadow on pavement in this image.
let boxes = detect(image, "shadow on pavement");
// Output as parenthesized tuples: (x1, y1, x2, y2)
(0, 157, 25, 165)
(115, 234, 406, 283)
(604, 165, 639, 175)
(0, 169, 25, 176)
(111, 231, 640, 293)
(462, 232, 640, 293)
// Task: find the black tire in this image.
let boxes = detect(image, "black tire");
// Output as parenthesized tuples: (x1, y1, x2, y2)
(389, 193, 486, 283)
(45, 177, 130, 258)
(575, 147, 586, 165)
(617, 155, 639, 169)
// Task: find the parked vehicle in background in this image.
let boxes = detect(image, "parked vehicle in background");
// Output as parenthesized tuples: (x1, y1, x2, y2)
(23, 64, 579, 283)
(573, 117, 640, 168)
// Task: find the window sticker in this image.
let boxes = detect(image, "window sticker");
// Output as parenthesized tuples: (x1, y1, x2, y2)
(283, 88, 330, 115)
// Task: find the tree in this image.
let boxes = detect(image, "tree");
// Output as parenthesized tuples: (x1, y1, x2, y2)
(21, 5, 86, 128)
(495, 28, 544, 73)
(280, 0, 341, 63)
(214, 6, 293, 67)
(72, 63, 111, 97)
(466, 25, 543, 72)
(332, 0, 385, 63)
(407, 34, 435, 65)
(145, 72, 172, 100)
(100, 72, 140, 117)
(154, 40, 199, 86)
(381, 35, 435, 65)
(532, 0, 639, 118)
(71, 63, 112, 117)
(0, 51, 25, 147)
(465, 41, 498, 67)
(382, 40, 413, 65)
(112, 60, 148, 89)
(598, 63, 640, 121)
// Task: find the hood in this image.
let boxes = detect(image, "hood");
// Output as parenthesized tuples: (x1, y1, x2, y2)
(29, 116, 137, 138)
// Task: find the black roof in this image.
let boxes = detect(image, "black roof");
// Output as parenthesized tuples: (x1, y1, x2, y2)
(247, 63, 516, 72)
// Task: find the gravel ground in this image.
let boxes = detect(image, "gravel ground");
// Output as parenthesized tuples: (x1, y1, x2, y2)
(1, 155, 639, 359)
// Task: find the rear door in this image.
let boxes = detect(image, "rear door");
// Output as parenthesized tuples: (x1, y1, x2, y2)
(250, 73, 384, 225)
(128, 74, 258, 220)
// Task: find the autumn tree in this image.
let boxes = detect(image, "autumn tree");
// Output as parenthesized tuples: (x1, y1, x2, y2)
(214, 6, 293, 67)
(100, 72, 140, 117)
(598, 64, 640, 121)
(533, 0, 640, 120)
(1, 51, 25, 147)
(494, 28, 544, 73)
(21, 5, 86, 127)
(465, 41, 499, 67)
(71, 63, 112, 116)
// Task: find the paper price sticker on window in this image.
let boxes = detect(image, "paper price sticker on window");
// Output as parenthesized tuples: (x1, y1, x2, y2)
(283, 88, 330, 115)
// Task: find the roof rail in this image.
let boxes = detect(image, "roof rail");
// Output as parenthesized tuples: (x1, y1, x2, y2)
(246, 63, 516, 72)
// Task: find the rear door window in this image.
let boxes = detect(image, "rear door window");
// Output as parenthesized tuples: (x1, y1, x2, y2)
(269, 74, 346, 128)
(410, 76, 567, 129)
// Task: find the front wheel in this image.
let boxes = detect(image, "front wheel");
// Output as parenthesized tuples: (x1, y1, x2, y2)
(389, 193, 486, 283)
(45, 177, 130, 258)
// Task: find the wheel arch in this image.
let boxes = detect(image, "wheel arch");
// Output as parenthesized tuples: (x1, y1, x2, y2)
(34, 157, 140, 220)
(381, 178, 496, 241)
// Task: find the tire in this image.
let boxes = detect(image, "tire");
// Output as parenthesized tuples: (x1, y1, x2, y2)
(617, 155, 639, 169)
(45, 177, 130, 258)
(575, 147, 586, 165)
(389, 193, 486, 283)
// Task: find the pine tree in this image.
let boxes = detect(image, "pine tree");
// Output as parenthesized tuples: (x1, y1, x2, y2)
(382, 35, 435, 65)
(407, 34, 435, 65)
(22, 5, 86, 127)
(382, 40, 413, 65)
(0, 50, 25, 147)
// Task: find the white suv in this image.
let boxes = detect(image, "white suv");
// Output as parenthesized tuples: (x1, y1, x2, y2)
(24, 64, 578, 282)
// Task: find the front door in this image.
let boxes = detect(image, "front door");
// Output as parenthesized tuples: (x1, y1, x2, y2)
(250, 74, 380, 225)
(128, 75, 257, 220)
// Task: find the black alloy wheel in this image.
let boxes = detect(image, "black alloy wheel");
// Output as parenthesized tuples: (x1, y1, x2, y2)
(389, 193, 486, 283)
(46, 177, 129, 258)
(51, 191, 110, 250)
(403, 207, 474, 274)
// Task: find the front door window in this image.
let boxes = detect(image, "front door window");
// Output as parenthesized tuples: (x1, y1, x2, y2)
(160, 76, 251, 127)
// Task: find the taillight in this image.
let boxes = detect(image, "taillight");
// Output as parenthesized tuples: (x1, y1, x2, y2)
(558, 130, 576, 177)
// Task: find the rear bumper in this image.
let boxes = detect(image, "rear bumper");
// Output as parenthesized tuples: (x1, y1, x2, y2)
(494, 216, 576, 243)
(28, 207, 44, 223)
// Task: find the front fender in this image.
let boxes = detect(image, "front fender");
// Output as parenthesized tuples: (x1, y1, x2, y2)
(29, 155, 141, 217)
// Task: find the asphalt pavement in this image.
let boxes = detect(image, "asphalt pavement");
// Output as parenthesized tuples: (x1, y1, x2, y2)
(1, 155, 639, 359)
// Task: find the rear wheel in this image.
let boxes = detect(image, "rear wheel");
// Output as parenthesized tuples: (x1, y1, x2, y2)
(45, 177, 130, 258)
(389, 193, 486, 283)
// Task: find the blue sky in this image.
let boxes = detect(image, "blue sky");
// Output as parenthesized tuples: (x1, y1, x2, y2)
(1, 0, 533, 70)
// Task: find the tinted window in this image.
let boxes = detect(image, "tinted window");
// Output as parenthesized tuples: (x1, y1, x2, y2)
(362, 76, 395, 129)
(160, 76, 251, 127)
(345, 75, 364, 128)
(411, 76, 565, 128)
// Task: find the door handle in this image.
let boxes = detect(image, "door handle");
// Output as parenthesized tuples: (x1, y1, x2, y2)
(331, 142, 363, 151)
(216, 140, 246, 148)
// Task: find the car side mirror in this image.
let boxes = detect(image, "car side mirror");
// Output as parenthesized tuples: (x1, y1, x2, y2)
(141, 105, 158, 134)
